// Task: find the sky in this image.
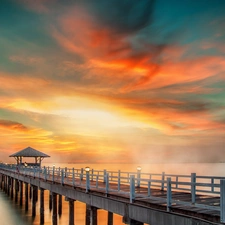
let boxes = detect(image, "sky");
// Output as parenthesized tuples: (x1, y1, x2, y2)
(0, 0, 225, 164)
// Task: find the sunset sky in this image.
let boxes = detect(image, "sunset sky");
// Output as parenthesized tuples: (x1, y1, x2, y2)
(1, 0, 225, 164)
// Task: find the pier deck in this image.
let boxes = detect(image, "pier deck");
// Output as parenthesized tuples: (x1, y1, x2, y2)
(0, 164, 224, 225)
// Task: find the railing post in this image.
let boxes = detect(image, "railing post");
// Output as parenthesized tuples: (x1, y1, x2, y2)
(167, 177, 172, 212)
(148, 181, 151, 197)
(220, 180, 225, 222)
(130, 175, 135, 203)
(91, 169, 94, 181)
(86, 171, 90, 193)
(52, 166, 55, 183)
(58, 167, 61, 176)
(104, 169, 107, 183)
(44, 167, 47, 181)
(137, 167, 141, 187)
(106, 173, 109, 195)
(191, 173, 196, 204)
(61, 169, 64, 185)
(65, 167, 67, 177)
(96, 175, 99, 188)
(80, 168, 84, 180)
(161, 172, 165, 191)
(211, 178, 214, 193)
(176, 176, 178, 189)
(118, 170, 121, 191)
(72, 168, 75, 187)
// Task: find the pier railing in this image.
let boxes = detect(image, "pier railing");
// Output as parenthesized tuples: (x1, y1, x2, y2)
(1, 163, 225, 222)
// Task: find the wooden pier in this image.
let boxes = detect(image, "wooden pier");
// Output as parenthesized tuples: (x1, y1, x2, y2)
(0, 164, 225, 225)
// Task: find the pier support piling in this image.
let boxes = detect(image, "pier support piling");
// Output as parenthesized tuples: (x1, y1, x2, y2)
(20, 181, 23, 206)
(10, 178, 14, 199)
(107, 211, 113, 225)
(69, 199, 75, 225)
(40, 188, 45, 224)
(90, 206, 98, 225)
(32, 186, 37, 217)
(7, 176, 10, 195)
(58, 194, 62, 216)
(25, 183, 29, 211)
(52, 192, 58, 225)
(15, 180, 18, 203)
(29, 185, 32, 199)
(85, 204, 91, 225)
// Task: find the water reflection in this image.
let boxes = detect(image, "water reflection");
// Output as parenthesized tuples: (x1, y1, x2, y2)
(0, 188, 125, 225)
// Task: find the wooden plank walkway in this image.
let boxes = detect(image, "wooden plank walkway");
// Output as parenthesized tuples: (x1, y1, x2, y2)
(55, 173, 222, 222)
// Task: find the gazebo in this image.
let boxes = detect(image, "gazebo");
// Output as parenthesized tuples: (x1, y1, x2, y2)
(9, 146, 50, 167)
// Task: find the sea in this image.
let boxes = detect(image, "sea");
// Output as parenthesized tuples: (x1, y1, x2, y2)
(1, 163, 225, 225)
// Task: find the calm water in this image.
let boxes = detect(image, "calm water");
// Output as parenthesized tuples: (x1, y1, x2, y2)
(1, 163, 225, 225)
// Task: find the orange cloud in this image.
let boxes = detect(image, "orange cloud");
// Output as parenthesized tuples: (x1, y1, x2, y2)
(51, 6, 225, 98)
(0, 120, 28, 132)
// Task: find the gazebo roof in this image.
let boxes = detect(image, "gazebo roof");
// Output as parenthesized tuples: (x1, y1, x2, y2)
(9, 146, 50, 158)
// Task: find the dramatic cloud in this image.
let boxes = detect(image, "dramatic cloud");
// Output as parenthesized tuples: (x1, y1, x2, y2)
(0, 0, 225, 163)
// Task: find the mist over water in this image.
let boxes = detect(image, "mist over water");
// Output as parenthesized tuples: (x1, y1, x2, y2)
(1, 163, 225, 225)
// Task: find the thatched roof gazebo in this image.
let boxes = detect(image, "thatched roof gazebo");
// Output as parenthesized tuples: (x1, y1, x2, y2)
(9, 146, 50, 167)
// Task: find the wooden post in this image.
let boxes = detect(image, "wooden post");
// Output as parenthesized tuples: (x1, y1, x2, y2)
(52, 166, 55, 183)
(90, 206, 98, 225)
(20, 181, 23, 206)
(72, 168, 75, 187)
(52, 192, 57, 225)
(107, 211, 113, 225)
(191, 173, 196, 204)
(40, 188, 45, 224)
(86, 171, 90, 193)
(10, 178, 14, 199)
(58, 194, 62, 216)
(118, 170, 121, 191)
(91, 169, 94, 181)
(130, 175, 135, 203)
(167, 177, 172, 212)
(15, 180, 18, 203)
(29, 185, 32, 199)
(0, 175, 3, 190)
(122, 204, 129, 224)
(61, 170, 64, 185)
(7, 176, 10, 195)
(5, 176, 7, 194)
(25, 183, 29, 211)
(137, 168, 141, 187)
(44, 167, 47, 181)
(85, 204, 91, 225)
(161, 172, 165, 191)
(69, 199, 75, 225)
(105, 173, 109, 196)
(4, 175, 7, 192)
(147, 181, 151, 197)
(103, 169, 107, 183)
(32, 186, 37, 217)
(80, 168, 84, 180)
